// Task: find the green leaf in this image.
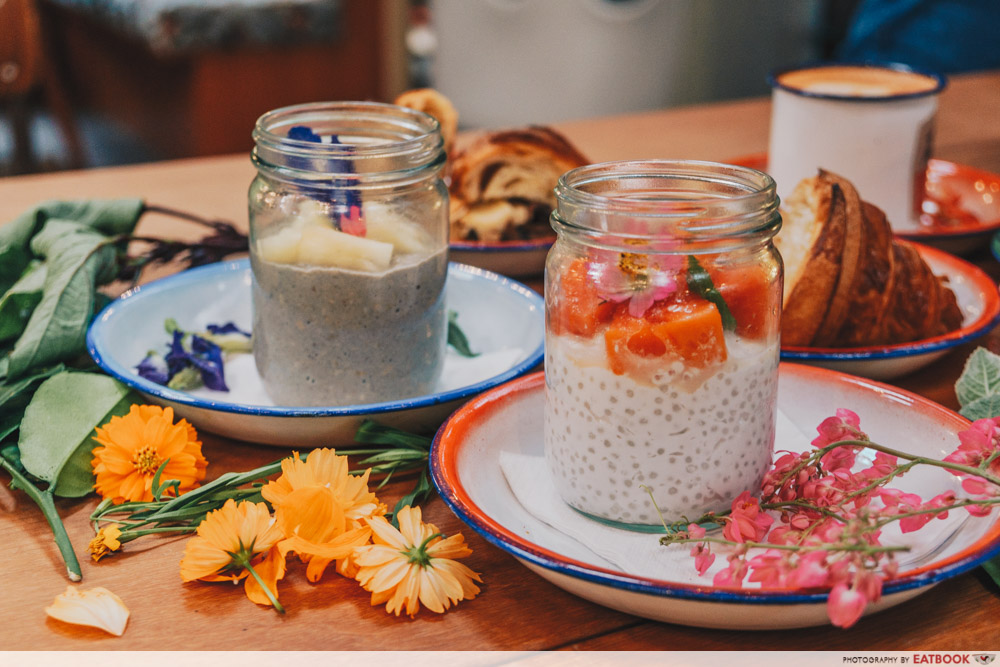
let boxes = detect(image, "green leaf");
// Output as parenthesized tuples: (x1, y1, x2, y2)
(18, 371, 135, 497)
(955, 347, 1000, 409)
(982, 555, 1000, 590)
(685, 255, 737, 332)
(0, 260, 46, 344)
(0, 199, 143, 295)
(959, 394, 1000, 422)
(447, 310, 479, 357)
(388, 468, 433, 528)
(6, 223, 118, 379)
(0, 363, 66, 428)
(167, 366, 203, 391)
(353, 419, 432, 451)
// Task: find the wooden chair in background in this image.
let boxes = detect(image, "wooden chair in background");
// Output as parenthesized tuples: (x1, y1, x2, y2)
(0, 0, 84, 174)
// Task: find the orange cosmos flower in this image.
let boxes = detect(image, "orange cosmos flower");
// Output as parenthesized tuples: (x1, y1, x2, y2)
(262, 449, 382, 581)
(91, 405, 207, 504)
(179, 499, 286, 612)
(353, 505, 481, 617)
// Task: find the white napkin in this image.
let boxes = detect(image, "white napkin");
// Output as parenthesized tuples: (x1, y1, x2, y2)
(498, 409, 814, 580)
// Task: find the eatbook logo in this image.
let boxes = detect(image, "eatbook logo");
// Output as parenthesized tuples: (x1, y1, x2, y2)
(974, 656, 996, 665)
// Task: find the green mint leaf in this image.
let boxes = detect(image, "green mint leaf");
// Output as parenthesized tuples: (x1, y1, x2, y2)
(447, 310, 478, 357)
(0, 260, 47, 344)
(955, 347, 1000, 409)
(685, 255, 737, 332)
(959, 394, 1000, 422)
(18, 371, 136, 497)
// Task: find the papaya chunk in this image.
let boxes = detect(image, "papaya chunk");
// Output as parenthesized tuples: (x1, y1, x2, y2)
(708, 262, 777, 339)
(550, 258, 615, 336)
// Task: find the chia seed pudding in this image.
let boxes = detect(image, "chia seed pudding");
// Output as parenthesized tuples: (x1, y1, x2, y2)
(251, 204, 447, 406)
(545, 332, 778, 525)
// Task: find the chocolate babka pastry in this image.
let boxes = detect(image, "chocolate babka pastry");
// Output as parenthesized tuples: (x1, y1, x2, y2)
(776, 169, 963, 347)
(448, 126, 589, 242)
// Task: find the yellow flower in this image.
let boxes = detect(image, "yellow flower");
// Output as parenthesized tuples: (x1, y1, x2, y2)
(91, 405, 208, 504)
(179, 499, 286, 612)
(262, 449, 382, 581)
(45, 586, 130, 636)
(353, 505, 481, 617)
(89, 524, 122, 562)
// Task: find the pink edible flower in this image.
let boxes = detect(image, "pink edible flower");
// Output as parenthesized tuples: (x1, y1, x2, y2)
(786, 551, 830, 589)
(690, 543, 715, 576)
(712, 553, 748, 587)
(945, 417, 1000, 475)
(812, 409, 866, 449)
(747, 549, 790, 588)
(722, 491, 773, 543)
(827, 583, 868, 628)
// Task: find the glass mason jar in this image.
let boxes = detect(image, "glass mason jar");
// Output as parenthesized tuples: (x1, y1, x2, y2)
(544, 160, 782, 529)
(249, 101, 449, 407)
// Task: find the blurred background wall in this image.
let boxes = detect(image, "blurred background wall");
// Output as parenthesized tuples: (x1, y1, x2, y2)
(1, 0, 861, 175)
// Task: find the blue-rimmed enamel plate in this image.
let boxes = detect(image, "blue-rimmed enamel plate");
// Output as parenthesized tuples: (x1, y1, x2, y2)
(780, 242, 1000, 380)
(87, 259, 544, 446)
(431, 367, 1000, 629)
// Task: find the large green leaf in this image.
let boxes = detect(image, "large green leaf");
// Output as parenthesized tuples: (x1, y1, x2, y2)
(0, 363, 65, 426)
(959, 394, 1000, 422)
(955, 347, 1000, 408)
(0, 260, 47, 344)
(5, 223, 118, 379)
(0, 199, 143, 295)
(18, 371, 134, 497)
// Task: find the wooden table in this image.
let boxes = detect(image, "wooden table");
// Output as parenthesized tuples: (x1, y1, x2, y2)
(2, 71, 1000, 651)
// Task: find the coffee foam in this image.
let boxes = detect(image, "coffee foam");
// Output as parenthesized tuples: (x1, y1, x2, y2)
(777, 66, 939, 98)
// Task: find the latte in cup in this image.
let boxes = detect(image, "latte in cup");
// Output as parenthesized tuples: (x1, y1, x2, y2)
(767, 63, 946, 230)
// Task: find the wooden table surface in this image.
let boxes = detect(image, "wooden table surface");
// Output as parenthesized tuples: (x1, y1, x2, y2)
(2, 71, 1000, 651)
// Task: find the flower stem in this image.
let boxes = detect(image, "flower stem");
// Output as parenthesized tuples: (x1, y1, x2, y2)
(242, 559, 285, 614)
(820, 439, 1000, 486)
(0, 458, 82, 581)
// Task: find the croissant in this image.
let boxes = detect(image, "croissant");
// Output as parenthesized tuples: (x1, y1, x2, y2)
(777, 170, 963, 347)
(448, 126, 589, 242)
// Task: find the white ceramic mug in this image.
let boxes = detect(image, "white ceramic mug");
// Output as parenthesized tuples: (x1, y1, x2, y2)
(767, 63, 946, 229)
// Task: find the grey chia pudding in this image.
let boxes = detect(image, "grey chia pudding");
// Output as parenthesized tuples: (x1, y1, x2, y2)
(545, 332, 779, 526)
(251, 203, 447, 406)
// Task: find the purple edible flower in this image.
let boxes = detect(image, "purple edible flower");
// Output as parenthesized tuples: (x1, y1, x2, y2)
(136, 352, 169, 385)
(206, 322, 251, 337)
(287, 124, 364, 235)
(159, 329, 229, 391)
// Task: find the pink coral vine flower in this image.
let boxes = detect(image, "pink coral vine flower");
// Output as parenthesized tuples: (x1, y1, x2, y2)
(587, 220, 684, 318)
(946, 417, 1000, 475)
(722, 492, 773, 543)
(827, 582, 869, 628)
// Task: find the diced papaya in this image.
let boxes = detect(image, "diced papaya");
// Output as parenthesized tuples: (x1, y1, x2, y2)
(550, 258, 616, 337)
(648, 299, 727, 368)
(603, 296, 727, 375)
(707, 261, 777, 339)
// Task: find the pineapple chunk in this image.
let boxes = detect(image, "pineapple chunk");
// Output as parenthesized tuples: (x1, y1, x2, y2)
(366, 216, 432, 254)
(297, 224, 394, 271)
(256, 227, 303, 264)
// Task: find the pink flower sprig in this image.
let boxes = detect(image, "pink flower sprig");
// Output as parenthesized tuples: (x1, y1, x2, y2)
(657, 412, 1000, 629)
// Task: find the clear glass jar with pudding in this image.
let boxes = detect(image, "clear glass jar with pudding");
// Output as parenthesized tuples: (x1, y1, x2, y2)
(544, 160, 782, 529)
(249, 102, 448, 407)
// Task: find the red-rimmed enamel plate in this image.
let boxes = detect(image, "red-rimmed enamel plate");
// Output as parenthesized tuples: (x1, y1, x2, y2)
(449, 236, 553, 278)
(779, 242, 1000, 380)
(731, 154, 1000, 255)
(430, 367, 1000, 629)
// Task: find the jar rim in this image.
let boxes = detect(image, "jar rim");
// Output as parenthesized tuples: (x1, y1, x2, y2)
(553, 160, 780, 241)
(252, 101, 444, 181)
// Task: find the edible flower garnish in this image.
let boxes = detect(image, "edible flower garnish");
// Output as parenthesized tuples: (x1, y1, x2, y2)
(288, 124, 365, 236)
(179, 499, 287, 613)
(45, 586, 130, 636)
(261, 448, 382, 581)
(590, 250, 682, 318)
(136, 318, 250, 392)
(91, 404, 208, 504)
(353, 505, 481, 617)
(88, 524, 123, 562)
